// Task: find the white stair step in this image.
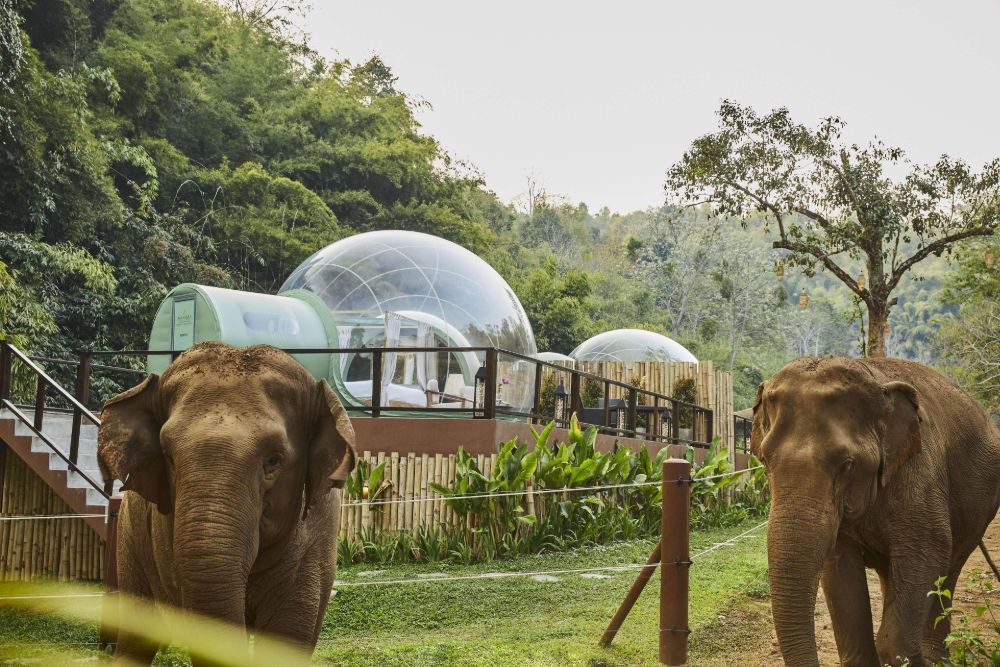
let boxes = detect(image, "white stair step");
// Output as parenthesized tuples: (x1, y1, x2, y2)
(52, 452, 98, 470)
(85, 487, 109, 507)
(3, 408, 120, 511)
(29, 434, 96, 452)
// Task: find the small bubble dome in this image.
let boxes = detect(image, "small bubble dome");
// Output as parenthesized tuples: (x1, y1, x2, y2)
(571, 329, 697, 364)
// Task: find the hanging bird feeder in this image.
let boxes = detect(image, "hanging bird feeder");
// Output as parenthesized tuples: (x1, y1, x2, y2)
(799, 292, 809, 309)
(774, 261, 785, 278)
(986, 249, 995, 269)
(856, 272, 866, 291)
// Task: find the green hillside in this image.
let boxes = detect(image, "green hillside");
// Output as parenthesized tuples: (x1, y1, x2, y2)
(0, 0, 979, 410)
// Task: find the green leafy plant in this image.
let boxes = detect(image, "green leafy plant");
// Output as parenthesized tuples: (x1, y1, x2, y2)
(345, 459, 390, 509)
(672, 377, 698, 429)
(927, 572, 1000, 666)
(343, 418, 767, 566)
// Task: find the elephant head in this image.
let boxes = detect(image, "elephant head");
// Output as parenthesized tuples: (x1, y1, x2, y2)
(751, 357, 924, 666)
(97, 342, 355, 624)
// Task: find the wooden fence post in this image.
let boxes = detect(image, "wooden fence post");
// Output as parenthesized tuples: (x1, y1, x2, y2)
(99, 496, 122, 650)
(660, 458, 691, 665)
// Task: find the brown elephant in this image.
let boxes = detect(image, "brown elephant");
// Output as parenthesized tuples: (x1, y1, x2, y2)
(752, 356, 1000, 667)
(97, 342, 356, 664)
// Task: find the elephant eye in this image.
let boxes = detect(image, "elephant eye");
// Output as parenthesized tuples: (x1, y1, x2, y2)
(840, 459, 854, 475)
(264, 454, 284, 472)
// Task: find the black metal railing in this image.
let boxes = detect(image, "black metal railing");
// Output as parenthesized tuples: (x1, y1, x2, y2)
(734, 414, 752, 454)
(1, 342, 718, 450)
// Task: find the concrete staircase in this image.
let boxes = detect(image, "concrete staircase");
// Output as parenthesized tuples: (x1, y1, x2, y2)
(4, 410, 123, 507)
(0, 408, 121, 538)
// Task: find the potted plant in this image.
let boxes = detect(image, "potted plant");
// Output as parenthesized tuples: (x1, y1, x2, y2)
(672, 377, 697, 443)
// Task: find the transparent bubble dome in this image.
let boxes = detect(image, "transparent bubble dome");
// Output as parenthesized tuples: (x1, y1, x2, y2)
(280, 231, 538, 411)
(571, 329, 697, 363)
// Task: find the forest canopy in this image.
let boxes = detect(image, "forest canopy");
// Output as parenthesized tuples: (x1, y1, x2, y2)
(0, 0, 992, 410)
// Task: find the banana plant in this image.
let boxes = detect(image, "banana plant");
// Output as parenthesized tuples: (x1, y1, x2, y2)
(344, 458, 390, 506)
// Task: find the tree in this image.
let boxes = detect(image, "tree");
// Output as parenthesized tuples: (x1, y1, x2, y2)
(633, 206, 722, 336)
(666, 101, 1000, 357)
(712, 240, 781, 371)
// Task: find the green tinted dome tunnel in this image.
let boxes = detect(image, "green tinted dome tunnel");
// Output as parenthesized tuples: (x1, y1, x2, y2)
(147, 284, 337, 378)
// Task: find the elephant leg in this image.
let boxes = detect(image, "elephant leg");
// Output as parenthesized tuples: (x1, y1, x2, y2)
(113, 529, 163, 664)
(821, 542, 879, 666)
(255, 559, 334, 649)
(112, 592, 163, 665)
(876, 557, 948, 667)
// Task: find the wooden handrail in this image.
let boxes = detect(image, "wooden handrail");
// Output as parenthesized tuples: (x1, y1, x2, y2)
(1, 343, 101, 427)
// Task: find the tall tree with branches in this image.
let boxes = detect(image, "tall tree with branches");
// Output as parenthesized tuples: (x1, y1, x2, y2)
(666, 101, 1000, 356)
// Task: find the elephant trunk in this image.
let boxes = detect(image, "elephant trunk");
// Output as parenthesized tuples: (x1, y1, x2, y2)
(172, 474, 260, 628)
(767, 494, 838, 667)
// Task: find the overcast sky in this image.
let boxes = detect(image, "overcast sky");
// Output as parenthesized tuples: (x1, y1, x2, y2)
(305, 0, 1000, 213)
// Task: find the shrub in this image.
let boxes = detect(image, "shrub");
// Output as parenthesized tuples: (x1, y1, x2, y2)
(338, 416, 770, 566)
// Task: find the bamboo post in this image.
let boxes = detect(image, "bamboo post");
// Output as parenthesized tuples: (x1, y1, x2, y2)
(405, 453, 415, 531)
(396, 453, 406, 532)
(10, 458, 25, 580)
(432, 454, 443, 526)
(0, 455, 10, 576)
(59, 518, 69, 582)
(361, 452, 372, 535)
(446, 454, 457, 526)
(660, 459, 691, 665)
(100, 496, 122, 650)
(389, 452, 399, 533)
(375, 452, 386, 532)
(418, 454, 428, 528)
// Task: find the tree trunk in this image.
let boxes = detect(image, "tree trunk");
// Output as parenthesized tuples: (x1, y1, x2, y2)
(867, 302, 888, 358)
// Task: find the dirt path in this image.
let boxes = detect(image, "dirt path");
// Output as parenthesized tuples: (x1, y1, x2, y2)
(706, 514, 1000, 666)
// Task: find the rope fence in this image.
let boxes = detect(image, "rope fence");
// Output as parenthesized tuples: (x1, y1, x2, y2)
(0, 514, 106, 521)
(340, 465, 764, 509)
(0, 520, 770, 601)
(329, 520, 769, 589)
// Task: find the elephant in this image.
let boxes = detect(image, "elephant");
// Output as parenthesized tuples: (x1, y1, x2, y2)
(97, 342, 356, 664)
(752, 356, 1000, 667)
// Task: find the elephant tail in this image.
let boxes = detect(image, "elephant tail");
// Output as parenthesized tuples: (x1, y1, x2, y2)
(980, 540, 1000, 581)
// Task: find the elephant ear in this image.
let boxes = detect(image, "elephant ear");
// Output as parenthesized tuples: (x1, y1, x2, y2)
(97, 374, 173, 514)
(749, 382, 768, 459)
(304, 380, 357, 519)
(879, 381, 924, 488)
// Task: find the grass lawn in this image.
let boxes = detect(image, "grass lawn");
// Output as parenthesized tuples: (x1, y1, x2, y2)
(0, 520, 770, 666)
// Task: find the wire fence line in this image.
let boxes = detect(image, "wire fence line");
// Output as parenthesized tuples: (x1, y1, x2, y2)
(0, 514, 105, 522)
(0, 520, 771, 602)
(0, 466, 765, 523)
(340, 465, 765, 509)
(330, 520, 770, 589)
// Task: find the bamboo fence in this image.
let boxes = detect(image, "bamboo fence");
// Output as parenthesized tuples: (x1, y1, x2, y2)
(339, 450, 499, 540)
(543, 360, 735, 450)
(0, 448, 104, 582)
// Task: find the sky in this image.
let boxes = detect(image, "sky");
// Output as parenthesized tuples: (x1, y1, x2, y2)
(304, 0, 1000, 213)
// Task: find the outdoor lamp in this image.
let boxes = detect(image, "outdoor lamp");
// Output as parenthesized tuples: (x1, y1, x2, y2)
(474, 364, 487, 415)
(554, 382, 567, 422)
